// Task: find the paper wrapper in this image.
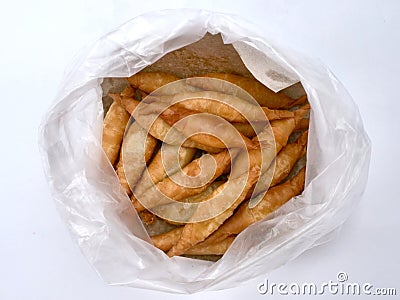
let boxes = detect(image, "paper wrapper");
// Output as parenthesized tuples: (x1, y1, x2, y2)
(101, 33, 305, 113)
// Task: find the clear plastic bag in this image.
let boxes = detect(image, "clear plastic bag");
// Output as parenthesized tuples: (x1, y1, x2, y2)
(39, 9, 371, 293)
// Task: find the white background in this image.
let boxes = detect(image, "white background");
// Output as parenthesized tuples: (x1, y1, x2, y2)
(1, 0, 399, 299)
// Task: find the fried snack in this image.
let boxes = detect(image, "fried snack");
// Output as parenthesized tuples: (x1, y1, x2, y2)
(133, 144, 197, 197)
(152, 227, 183, 252)
(130, 99, 223, 153)
(121, 96, 222, 153)
(263, 118, 295, 150)
(149, 92, 251, 123)
(151, 224, 233, 255)
(182, 181, 224, 203)
(231, 108, 308, 195)
(122, 122, 158, 189)
(139, 210, 157, 225)
(112, 92, 140, 196)
(119, 96, 141, 115)
(127, 72, 180, 93)
(152, 158, 307, 255)
(204, 167, 306, 245)
(149, 116, 222, 152)
(184, 236, 235, 255)
(270, 131, 308, 186)
(106, 72, 311, 260)
(246, 130, 308, 200)
(256, 103, 310, 150)
(194, 73, 301, 109)
(158, 181, 225, 226)
(108, 92, 123, 103)
(294, 103, 311, 119)
(147, 91, 293, 122)
(141, 96, 253, 151)
(184, 76, 254, 102)
(294, 118, 310, 132)
(255, 120, 282, 149)
(133, 150, 233, 212)
(234, 109, 307, 208)
(120, 85, 136, 98)
(119, 95, 203, 153)
(152, 118, 223, 153)
(160, 105, 258, 150)
(232, 122, 256, 138)
(232, 122, 266, 138)
(135, 89, 147, 100)
(262, 107, 294, 120)
(101, 96, 130, 166)
(287, 94, 308, 108)
(128, 72, 202, 95)
(161, 107, 307, 256)
(116, 152, 131, 196)
(167, 166, 261, 257)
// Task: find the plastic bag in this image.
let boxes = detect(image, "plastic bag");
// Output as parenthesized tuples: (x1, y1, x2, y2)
(39, 9, 371, 293)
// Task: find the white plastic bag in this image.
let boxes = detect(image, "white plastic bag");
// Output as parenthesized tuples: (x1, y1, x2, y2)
(39, 9, 371, 293)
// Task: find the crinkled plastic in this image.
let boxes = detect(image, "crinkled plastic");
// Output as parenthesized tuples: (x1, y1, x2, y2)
(39, 9, 371, 293)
